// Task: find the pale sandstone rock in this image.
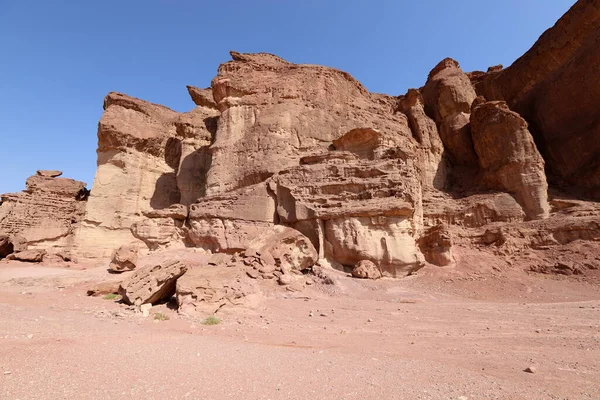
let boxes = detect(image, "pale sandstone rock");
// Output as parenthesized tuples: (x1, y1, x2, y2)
(470, 101, 549, 220)
(119, 260, 188, 306)
(246, 225, 318, 273)
(73, 92, 218, 260)
(176, 263, 259, 315)
(131, 217, 185, 251)
(351, 260, 382, 280)
(108, 245, 139, 273)
(268, 128, 424, 276)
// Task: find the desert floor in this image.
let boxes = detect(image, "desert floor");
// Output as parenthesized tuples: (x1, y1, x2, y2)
(1, 261, 599, 400)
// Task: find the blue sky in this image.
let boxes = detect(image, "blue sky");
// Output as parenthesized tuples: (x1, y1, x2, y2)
(0, 0, 575, 194)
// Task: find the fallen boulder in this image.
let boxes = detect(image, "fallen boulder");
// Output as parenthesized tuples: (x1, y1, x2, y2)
(108, 245, 139, 273)
(351, 260, 382, 280)
(10, 249, 46, 263)
(118, 260, 188, 306)
(176, 263, 259, 315)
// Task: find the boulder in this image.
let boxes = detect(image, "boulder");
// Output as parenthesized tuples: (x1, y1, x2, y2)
(118, 260, 188, 306)
(351, 260, 382, 280)
(10, 249, 46, 263)
(418, 225, 454, 266)
(108, 245, 139, 272)
(176, 263, 259, 315)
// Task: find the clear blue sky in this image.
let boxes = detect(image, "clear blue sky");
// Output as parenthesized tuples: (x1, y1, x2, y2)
(0, 0, 575, 194)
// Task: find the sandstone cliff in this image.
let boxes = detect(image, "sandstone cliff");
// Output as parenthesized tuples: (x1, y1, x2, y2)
(2, 1, 599, 289)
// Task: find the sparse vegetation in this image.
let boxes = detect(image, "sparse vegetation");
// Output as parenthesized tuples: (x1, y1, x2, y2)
(103, 293, 119, 300)
(202, 315, 221, 325)
(154, 312, 169, 321)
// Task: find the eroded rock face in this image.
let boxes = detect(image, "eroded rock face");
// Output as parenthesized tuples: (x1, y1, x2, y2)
(11, 4, 596, 291)
(471, 101, 549, 220)
(474, 1, 600, 197)
(422, 58, 478, 166)
(418, 225, 454, 266)
(206, 51, 414, 195)
(0, 172, 88, 255)
(73, 92, 218, 260)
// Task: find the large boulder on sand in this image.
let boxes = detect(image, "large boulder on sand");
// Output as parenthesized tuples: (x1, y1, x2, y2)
(176, 262, 259, 315)
(118, 260, 188, 306)
(108, 245, 139, 273)
(351, 260, 382, 280)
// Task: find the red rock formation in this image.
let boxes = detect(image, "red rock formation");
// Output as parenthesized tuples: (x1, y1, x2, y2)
(470, 101, 550, 220)
(0, 171, 88, 257)
(474, 0, 600, 197)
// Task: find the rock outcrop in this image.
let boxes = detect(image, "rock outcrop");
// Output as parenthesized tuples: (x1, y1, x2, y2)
(422, 58, 478, 167)
(470, 101, 549, 219)
(4, 3, 600, 317)
(473, 0, 600, 198)
(0, 171, 88, 256)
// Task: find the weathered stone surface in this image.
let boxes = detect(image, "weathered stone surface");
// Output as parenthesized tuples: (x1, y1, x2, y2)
(268, 128, 424, 276)
(0, 173, 87, 255)
(399, 89, 447, 189)
(36, 170, 63, 178)
(73, 92, 218, 259)
(246, 225, 318, 273)
(0, 235, 13, 259)
(418, 225, 454, 266)
(471, 101, 549, 220)
(108, 245, 139, 273)
(131, 217, 185, 251)
(177, 263, 259, 315)
(351, 260, 382, 280)
(474, 0, 600, 197)
(119, 260, 188, 306)
(142, 204, 188, 220)
(10, 249, 46, 263)
(422, 58, 478, 166)
(206, 51, 414, 195)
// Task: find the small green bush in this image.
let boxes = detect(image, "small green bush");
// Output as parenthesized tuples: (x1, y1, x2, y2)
(103, 293, 119, 300)
(202, 315, 221, 325)
(154, 312, 169, 321)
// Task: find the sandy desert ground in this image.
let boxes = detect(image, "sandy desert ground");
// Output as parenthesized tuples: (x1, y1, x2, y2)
(1, 261, 599, 400)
